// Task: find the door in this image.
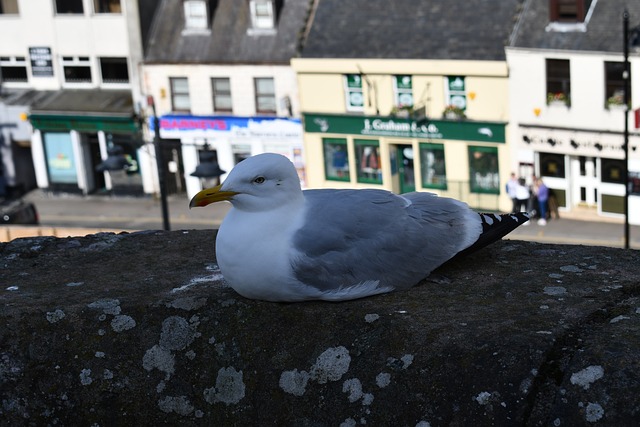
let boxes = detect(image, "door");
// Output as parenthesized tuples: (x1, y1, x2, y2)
(571, 156, 598, 207)
(396, 144, 415, 194)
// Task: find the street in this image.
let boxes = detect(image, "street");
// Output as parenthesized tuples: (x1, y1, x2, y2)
(9, 190, 639, 250)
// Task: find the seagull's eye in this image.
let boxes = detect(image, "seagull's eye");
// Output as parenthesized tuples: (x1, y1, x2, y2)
(253, 176, 266, 184)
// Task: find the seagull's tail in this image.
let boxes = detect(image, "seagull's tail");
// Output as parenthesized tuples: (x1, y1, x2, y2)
(449, 212, 530, 261)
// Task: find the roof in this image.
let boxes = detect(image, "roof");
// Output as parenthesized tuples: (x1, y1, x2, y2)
(510, 0, 640, 53)
(301, 0, 525, 60)
(29, 90, 134, 117)
(145, 0, 311, 64)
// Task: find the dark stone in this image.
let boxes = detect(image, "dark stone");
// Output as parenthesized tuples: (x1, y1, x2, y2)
(1, 230, 639, 425)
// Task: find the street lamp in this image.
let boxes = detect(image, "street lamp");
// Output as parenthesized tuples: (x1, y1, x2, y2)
(96, 144, 134, 172)
(190, 146, 226, 181)
(623, 10, 640, 249)
(147, 96, 171, 231)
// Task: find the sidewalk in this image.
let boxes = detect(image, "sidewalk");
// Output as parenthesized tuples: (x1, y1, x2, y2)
(2, 190, 639, 249)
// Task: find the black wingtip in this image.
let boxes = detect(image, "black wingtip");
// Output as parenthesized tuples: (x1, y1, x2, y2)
(449, 212, 530, 261)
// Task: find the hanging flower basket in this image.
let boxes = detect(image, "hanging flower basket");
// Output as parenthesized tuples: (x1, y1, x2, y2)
(442, 105, 466, 119)
(546, 92, 570, 106)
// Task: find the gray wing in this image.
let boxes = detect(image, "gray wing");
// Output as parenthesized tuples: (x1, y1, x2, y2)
(290, 189, 482, 292)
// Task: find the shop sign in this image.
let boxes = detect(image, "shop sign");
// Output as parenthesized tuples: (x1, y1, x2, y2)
(156, 115, 303, 140)
(29, 47, 54, 77)
(303, 113, 505, 143)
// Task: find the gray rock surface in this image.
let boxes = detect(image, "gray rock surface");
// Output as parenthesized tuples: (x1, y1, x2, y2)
(1, 230, 639, 425)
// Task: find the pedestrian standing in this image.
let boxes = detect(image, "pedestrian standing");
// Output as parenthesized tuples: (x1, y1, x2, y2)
(515, 178, 530, 219)
(505, 172, 519, 213)
(536, 178, 549, 226)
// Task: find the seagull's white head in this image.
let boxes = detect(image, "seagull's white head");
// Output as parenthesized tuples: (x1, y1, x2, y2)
(189, 153, 303, 212)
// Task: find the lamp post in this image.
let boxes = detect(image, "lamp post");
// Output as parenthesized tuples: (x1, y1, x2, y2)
(623, 10, 630, 249)
(148, 96, 171, 231)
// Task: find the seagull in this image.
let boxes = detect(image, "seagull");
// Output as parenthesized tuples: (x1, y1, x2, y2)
(190, 153, 529, 302)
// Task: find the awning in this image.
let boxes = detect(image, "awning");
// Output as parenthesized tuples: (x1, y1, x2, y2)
(28, 89, 138, 133)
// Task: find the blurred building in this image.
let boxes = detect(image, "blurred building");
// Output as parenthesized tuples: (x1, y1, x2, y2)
(141, 0, 310, 199)
(507, 0, 640, 224)
(292, 0, 525, 213)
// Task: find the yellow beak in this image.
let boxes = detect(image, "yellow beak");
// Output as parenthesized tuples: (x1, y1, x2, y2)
(189, 184, 238, 208)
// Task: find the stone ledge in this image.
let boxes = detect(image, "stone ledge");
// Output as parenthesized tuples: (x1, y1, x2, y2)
(1, 230, 639, 425)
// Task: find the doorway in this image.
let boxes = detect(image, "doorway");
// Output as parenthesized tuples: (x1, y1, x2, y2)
(571, 156, 598, 207)
(395, 144, 415, 194)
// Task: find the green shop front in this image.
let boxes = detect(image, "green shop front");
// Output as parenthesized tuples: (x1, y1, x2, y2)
(28, 90, 145, 195)
(303, 113, 512, 212)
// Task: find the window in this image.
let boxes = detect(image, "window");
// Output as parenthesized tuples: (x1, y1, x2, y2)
(212, 78, 232, 113)
(468, 146, 499, 194)
(250, 0, 275, 30)
(170, 77, 191, 112)
(393, 75, 413, 107)
(355, 140, 382, 185)
(549, 0, 592, 23)
(254, 77, 276, 114)
(420, 143, 447, 189)
(540, 152, 566, 178)
(93, 0, 121, 13)
(323, 138, 349, 182)
(601, 159, 625, 184)
(604, 61, 627, 108)
(546, 59, 571, 105)
(183, 0, 208, 31)
(0, 0, 19, 14)
(55, 0, 84, 14)
(344, 74, 364, 112)
(62, 56, 92, 83)
(99, 57, 129, 84)
(445, 76, 466, 112)
(0, 56, 27, 82)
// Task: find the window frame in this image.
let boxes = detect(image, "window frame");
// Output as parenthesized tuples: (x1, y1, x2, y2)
(183, 0, 208, 31)
(549, 0, 592, 23)
(254, 77, 276, 114)
(604, 61, 627, 109)
(393, 75, 413, 108)
(344, 74, 364, 112)
(92, 0, 121, 14)
(54, 0, 84, 14)
(99, 57, 129, 85)
(61, 56, 92, 84)
(355, 139, 382, 185)
(250, 0, 275, 30)
(211, 77, 233, 113)
(170, 77, 191, 113)
(546, 58, 571, 106)
(323, 138, 350, 182)
(468, 145, 500, 195)
(419, 142, 447, 190)
(0, 56, 28, 83)
(0, 0, 19, 14)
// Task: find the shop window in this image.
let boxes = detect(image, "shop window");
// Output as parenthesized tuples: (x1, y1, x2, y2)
(255, 77, 276, 114)
(604, 61, 627, 109)
(0, 56, 27, 82)
(323, 138, 349, 182)
(393, 75, 413, 107)
(43, 132, 78, 185)
(549, 0, 592, 23)
(539, 152, 566, 178)
(170, 77, 191, 112)
(0, 0, 19, 14)
(93, 0, 120, 13)
(55, 0, 84, 14)
(99, 57, 129, 84)
(212, 78, 232, 113)
(546, 59, 571, 105)
(420, 143, 447, 189)
(355, 140, 382, 185)
(601, 159, 625, 184)
(344, 74, 364, 112)
(183, 0, 208, 31)
(468, 146, 499, 194)
(62, 56, 92, 83)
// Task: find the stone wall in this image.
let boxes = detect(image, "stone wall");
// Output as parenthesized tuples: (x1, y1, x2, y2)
(1, 230, 639, 425)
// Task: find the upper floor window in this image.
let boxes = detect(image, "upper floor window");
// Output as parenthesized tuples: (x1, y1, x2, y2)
(0, 56, 27, 82)
(62, 56, 92, 83)
(212, 78, 232, 113)
(100, 57, 129, 84)
(393, 75, 413, 107)
(0, 0, 19, 14)
(93, 0, 121, 14)
(254, 77, 276, 114)
(184, 0, 208, 31)
(250, 0, 275, 30)
(170, 77, 191, 112)
(444, 76, 467, 114)
(549, 0, 592, 23)
(546, 58, 571, 106)
(55, 0, 84, 14)
(604, 61, 627, 109)
(344, 74, 364, 112)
